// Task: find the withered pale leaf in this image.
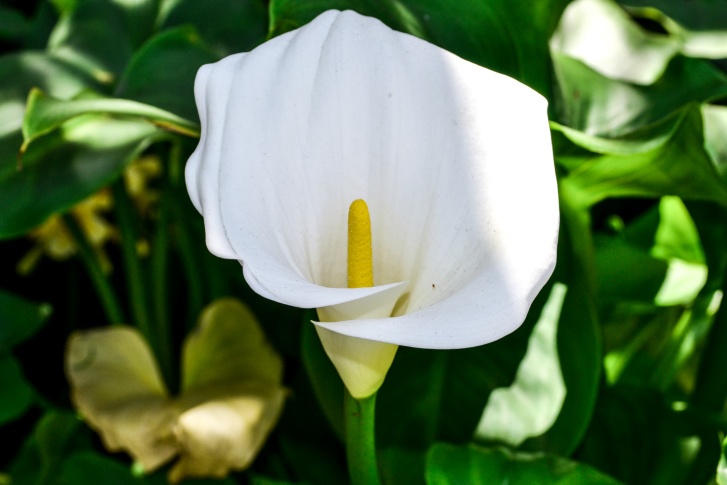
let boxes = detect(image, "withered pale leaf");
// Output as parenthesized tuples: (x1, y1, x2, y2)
(65, 327, 178, 471)
(181, 298, 283, 393)
(170, 383, 287, 483)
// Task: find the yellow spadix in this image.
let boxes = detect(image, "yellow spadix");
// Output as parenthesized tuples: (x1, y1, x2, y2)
(315, 199, 398, 399)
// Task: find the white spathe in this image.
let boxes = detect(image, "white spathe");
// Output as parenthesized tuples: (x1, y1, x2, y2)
(186, 10, 558, 351)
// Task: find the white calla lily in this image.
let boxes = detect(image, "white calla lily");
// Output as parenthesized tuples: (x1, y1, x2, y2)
(186, 10, 558, 398)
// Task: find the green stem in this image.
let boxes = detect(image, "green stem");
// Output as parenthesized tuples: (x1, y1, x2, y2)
(111, 180, 152, 339)
(344, 390, 382, 485)
(151, 189, 174, 389)
(63, 214, 125, 325)
(168, 186, 205, 327)
(168, 141, 205, 327)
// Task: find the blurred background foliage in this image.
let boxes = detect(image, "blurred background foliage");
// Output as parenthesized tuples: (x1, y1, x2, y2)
(0, 0, 726, 483)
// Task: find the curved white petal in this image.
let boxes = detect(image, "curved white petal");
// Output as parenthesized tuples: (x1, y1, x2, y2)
(186, 53, 247, 260)
(187, 10, 558, 349)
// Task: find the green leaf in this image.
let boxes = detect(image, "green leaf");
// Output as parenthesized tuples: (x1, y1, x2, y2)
(379, 447, 427, 485)
(8, 410, 94, 485)
(527, 188, 601, 455)
(47, 0, 135, 86)
(703, 104, 727, 178)
(0, 354, 34, 424)
(36, 411, 91, 483)
(0, 51, 104, 239)
(625, 5, 727, 60)
(373, 279, 553, 461)
(0, 5, 29, 43)
(474, 283, 567, 447)
(575, 386, 697, 484)
(594, 197, 708, 308)
(109, 0, 159, 47)
(623, 0, 727, 31)
(158, 0, 267, 57)
(61, 452, 136, 485)
(552, 0, 727, 88)
(552, 0, 681, 85)
(559, 106, 727, 209)
(594, 234, 668, 303)
(652, 196, 705, 265)
(425, 443, 622, 484)
(276, 359, 348, 485)
(553, 53, 727, 136)
(22, 88, 199, 150)
(0, 290, 51, 351)
(115, 26, 218, 122)
(0, 115, 164, 238)
(550, 117, 680, 157)
(0, 51, 100, 150)
(269, 0, 569, 98)
(718, 436, 727, 485)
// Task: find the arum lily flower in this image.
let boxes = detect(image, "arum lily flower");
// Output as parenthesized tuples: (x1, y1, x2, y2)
(65, 299, 285, 483)
(186, 10, 558, 398)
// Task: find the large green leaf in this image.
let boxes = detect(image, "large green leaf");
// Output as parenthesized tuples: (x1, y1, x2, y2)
(22, 88, 199, 148)
(114, 26, 218, 122)
(301, 282, 552, 484)
(47, 0, 135, 86)
(370, 284, 553, 483)
(474, 283, 567, 448)
(0, 115, 164, 238)
(521, 195, 601, 455)
(552, 0, 681, 85)
(425, 443, 622, 484)
(158, 0, 267, 57)
(0, 51, 104, 238)
(557, 106, 727, 209)
(269, 0, 570, 98)
(553, 53, 727, 136)
(594, 197, 712, 389)
(0, 51, 99, 153)
(552, 0, 727, 87)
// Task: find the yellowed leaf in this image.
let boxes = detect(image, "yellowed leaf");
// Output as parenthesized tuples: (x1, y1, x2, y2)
(65, 327, 177, 471)
(65, 299, 286, 481)
(181, 298, 283, 392)
(170, 383, 287, 483)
